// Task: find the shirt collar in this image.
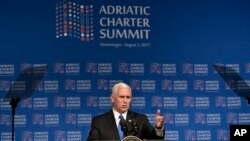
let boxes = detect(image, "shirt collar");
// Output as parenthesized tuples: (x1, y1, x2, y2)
(112, 108, 127, 121)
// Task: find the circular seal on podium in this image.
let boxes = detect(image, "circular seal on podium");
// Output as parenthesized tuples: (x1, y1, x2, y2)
(122, 136, 141, 141)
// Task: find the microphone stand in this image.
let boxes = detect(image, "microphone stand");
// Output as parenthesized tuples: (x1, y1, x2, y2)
(9, 96, 20, 141)
(120, 118, 129, 136)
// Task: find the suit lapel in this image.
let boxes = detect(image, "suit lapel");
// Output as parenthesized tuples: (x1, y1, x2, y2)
(126, 111, 133, 122)
(107, 110, 120, 140)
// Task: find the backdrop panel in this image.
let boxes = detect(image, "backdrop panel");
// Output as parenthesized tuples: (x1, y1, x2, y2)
(1, 0, 250, 140)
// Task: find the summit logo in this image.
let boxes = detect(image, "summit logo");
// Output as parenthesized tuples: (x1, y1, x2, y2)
(55, 0, 94, 42)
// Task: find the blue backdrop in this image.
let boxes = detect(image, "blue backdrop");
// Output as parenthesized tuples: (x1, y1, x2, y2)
(1, 0, 250, 140)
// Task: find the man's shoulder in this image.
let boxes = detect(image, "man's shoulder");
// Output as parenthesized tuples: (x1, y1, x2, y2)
(92, 110, 148, 120)
(128, 110, 148, 119)
(92, 110, 112, 120)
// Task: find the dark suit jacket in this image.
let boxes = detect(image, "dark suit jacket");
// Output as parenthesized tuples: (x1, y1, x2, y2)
(87, 110, 165, 140)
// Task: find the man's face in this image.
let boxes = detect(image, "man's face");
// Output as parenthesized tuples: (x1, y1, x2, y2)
(111, 87, 132, 113)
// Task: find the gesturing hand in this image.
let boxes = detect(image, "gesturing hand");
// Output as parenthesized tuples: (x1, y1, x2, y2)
(155, 109, 164, 129)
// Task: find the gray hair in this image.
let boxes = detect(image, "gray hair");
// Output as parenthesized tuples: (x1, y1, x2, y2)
(111, 82, 131, 96)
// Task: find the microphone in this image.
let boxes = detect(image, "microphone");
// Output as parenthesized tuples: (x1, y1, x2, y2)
(120, 117, 129, 136)
(128, 119, 139, 136)
(131, 121, 138, 135)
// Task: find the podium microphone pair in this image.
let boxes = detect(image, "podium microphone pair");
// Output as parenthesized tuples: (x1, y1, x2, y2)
(120, 118, 139, 136)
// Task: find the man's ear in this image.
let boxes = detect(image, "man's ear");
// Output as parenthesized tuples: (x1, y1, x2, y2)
(110, 95, 114, 102)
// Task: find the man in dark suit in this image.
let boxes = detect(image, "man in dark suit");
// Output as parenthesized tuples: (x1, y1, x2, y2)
(87, 82, 165, 140)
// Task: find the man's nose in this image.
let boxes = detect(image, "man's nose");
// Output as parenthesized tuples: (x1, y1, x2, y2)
(123, 98, 128, 102)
